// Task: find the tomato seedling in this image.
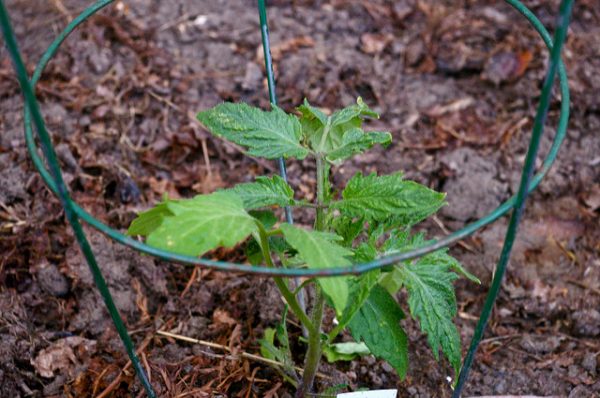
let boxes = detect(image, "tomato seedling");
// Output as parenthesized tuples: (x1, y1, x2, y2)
(128, 98, 479, 397)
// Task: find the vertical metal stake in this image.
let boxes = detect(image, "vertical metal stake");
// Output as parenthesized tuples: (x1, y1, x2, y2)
(0, 2, 157, 396)
(452, 0, 573, 396)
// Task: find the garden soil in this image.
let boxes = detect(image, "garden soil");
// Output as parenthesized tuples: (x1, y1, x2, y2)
(1, 0, 599, 397)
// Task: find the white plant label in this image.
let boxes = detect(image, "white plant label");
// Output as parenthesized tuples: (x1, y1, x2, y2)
(337, 390, 398, 398)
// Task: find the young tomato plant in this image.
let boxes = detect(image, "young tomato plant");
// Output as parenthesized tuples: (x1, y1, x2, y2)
(128, 98, 479, 396)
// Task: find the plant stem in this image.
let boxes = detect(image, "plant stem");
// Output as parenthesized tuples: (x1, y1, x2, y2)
(315, 116, 331, 230)
(315, 155, 326, 231)
(296, 289, 325, 398)
(291, 201, 326, 209)
(265, 228, 283, 237)
(327, 322, 344, 343)
(257, 224, 314, 332)
(296, 152, 329, 397)
(317, 118, 332, 154)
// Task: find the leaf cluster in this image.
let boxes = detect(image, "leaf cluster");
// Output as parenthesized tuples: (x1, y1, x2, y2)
(128, 98, 479, 382)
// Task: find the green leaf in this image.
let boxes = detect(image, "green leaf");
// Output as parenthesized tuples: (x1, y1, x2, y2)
(259, 328, 281, 361)
(225, 175, 294, 210)
(394, 257, 463, 376)
(245, 210, 281, 265)
(259, 307, 294, 371)
(331, 216, 364, 247)
(323, 341, 370, 362)
(143, 191, 258, 257)
(330, 97, 379, 126)
(197, 102, 309, 159)
(332, 172, 446, 224)
(248, 210, 278, 229)
(353, 242, 378, 263)
(297, 98, 328, 125)
(245, 238, 264, 265)
(275, 307, 292, 357)
(297, 99, 330, 150)
(326, 129, 392, 163)
(279, 224, 352, 316)
(298, 97, 380, 154)
(377, 231, 416, 294)
(348, 285, 408, 378)
(335, 270, 379, 334)
(382, 231, 480, 285)
(251, 210, 291, 259)
(381, 229, 419, 253)
(127, 199, 173, 236)
(420, 248, 480, 284)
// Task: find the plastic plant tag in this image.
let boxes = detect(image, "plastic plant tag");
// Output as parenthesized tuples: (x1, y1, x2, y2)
(337, 390, 397, 398)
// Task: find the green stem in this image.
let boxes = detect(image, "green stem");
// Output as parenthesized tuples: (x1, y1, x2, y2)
(296, 152, 330, 397)
(315, 155, 326, 231)
(292, 201, 325, 209)
(266, 228, 283, 237)
(314, 117, 331, 232)
(317, 118, 333, 153)
(293, 278, 316, 296)
(296, 290, 325, 398)
(257, 224, 314, 332)
(327, 322, 344, 343)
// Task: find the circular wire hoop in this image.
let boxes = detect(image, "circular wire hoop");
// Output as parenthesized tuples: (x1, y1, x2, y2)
(3, 0, 573, 396)
(23, 0, 570, 278)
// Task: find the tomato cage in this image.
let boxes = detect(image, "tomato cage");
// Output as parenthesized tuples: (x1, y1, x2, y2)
(0, 0, 573, 396)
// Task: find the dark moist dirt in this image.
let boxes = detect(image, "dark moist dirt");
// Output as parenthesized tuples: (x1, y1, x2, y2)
(1, 0, 599, 397)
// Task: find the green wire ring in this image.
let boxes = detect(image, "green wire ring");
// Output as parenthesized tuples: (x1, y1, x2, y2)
(24, 0, 569, 278)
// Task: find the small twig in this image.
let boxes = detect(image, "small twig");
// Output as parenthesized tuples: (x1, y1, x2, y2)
(245, 366, 260, 398)
(156, 330, 331, 380)
(0, 202, 24, 222)
(157, 11, 191, 32)
(141, 352, 152, 384)
(500, 116, 529, 148)
(480, 333, 522, 345)
(458, 311, 479, 321)
(95, 335, 154, 398)
(566, 278, 600, 297)
(91, 365, 114, 396)
(552, 237, 579, 265)
(174, 390, 210, 398)
(180, 266, 199, 298)
(185, 69, 245, 80)
(432, 215, 475, 252)
(396, 141, 447, 150)
(506, 346, 543, 362)
(39, 5, 88, 27)
(200, 137, 213, 178)
(95, 371, 123, 398)
(51, 0, 72, 21)
(216, 366, 245, 390)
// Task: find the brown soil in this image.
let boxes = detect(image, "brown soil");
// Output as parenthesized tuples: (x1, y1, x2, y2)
(1, 0, 599, 397)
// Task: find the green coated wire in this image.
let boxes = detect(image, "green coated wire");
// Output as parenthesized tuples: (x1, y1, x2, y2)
(257, 0, 294, 225)
(452, 0, 574, 396)
(5, 0, 572, 395)
(22, 0, 570, 278)
(0, 2, 156, 397)
(257, 0, 310, 323)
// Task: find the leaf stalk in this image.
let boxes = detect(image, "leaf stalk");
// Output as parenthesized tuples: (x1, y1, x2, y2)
(257, 222, 315, 332)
